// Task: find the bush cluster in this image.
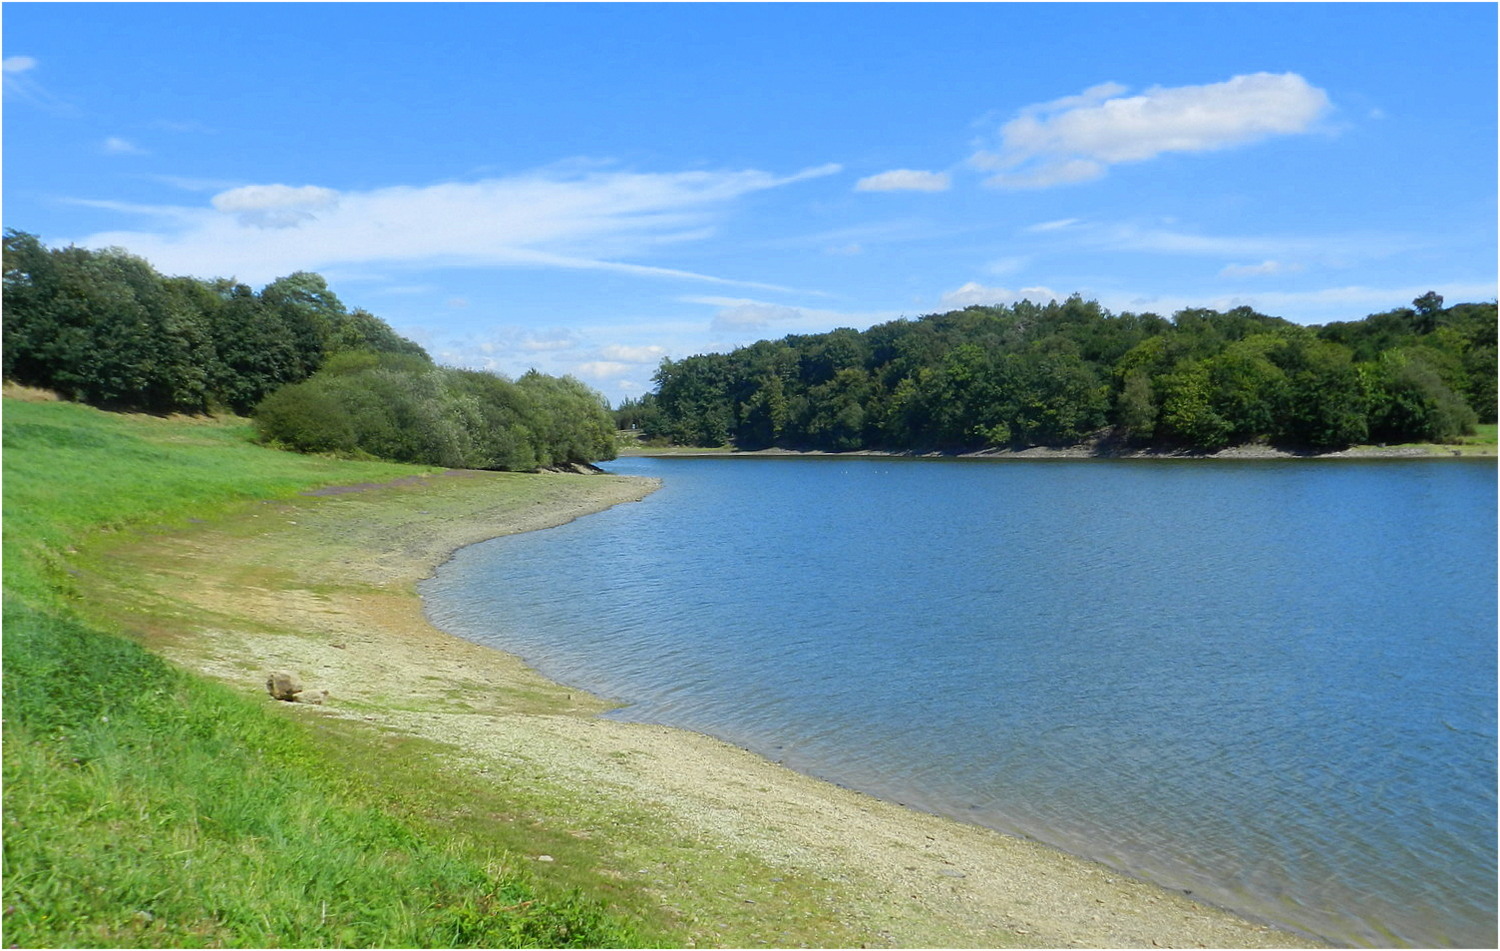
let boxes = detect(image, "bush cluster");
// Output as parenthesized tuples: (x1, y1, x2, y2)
(254, 353, 616, 470)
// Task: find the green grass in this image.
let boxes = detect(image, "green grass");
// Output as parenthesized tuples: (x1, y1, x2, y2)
(2, 399, 648, 948)
(1457, 422, 1498, 447)
(1347, 421, 1499, 456)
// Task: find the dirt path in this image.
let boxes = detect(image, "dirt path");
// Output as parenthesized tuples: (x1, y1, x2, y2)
(87, 468, 1321, 949)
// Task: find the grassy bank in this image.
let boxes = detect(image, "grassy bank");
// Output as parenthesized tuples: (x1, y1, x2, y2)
(2, 397, 650, 948)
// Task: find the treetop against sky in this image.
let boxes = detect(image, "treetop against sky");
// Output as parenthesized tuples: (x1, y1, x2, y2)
(4, 2, 1495, 404)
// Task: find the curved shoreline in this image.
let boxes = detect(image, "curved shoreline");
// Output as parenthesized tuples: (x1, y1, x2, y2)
(98, 468, 1322, 949)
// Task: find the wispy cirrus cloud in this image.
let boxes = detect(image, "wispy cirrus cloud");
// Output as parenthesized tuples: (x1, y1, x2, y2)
(3, 54, 72, 112)
(972, 73, 1333, 189)
(1026, 218, 1082, 233)
(69, 163, 842, 287)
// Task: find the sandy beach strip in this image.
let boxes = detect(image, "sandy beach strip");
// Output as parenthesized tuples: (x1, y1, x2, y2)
(87, 467, 1323, 949)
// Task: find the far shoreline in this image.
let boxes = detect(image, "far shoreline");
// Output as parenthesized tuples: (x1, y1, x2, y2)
(621, 440, 1497, 462)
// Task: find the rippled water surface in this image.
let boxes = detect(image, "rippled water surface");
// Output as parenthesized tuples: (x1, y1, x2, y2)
(422, 457, 1497, 947)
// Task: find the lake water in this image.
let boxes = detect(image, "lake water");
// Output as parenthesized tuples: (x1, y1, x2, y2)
(421, 456, 1497, 948)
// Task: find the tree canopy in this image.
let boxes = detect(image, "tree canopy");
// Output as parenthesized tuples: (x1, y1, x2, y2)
(3, 230, 429, 414)
(627, 294, 1495, 452)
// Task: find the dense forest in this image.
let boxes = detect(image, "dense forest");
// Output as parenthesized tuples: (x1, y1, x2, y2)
(621, 293, 1496, 452)
(2, 230, 615, 469)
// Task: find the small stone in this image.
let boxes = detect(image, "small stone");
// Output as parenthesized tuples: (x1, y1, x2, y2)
(297, 689, 329, 705)
(537, 854, 555, 862)
(266, 671, 302, 701)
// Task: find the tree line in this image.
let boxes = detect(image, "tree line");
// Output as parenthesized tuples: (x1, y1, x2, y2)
(2, 230, 615, 469)
(621, 293, 1495, 452)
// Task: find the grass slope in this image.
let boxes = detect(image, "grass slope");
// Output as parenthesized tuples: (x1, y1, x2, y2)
(2, 398, 646, 948)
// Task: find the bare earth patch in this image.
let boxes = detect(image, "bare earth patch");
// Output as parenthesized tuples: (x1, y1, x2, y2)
(83, 468, 1320, 949)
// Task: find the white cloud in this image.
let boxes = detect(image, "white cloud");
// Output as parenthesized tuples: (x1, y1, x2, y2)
(598, 344, 667, 363)
(975, 72, 1332, 189)
(573, 360, 634, 379)
(710, 301, 805, 333)
(517, 329, 582, 352)
(71, 163, 841, 287)
(940, 282, 1059, 309)
(211, 184, 339, 228)
(432, 325, 586, 378)
(1219, 259, 1305, 278)
(855, 169, 952, 192)
(427, 318, 704, 403)
(3, 56, 38, 74)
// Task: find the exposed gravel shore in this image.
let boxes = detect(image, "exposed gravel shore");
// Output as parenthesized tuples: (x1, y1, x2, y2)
(98, 468, 1323, 949)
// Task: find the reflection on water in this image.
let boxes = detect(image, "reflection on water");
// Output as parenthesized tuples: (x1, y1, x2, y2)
(422, 456, 1497, 948)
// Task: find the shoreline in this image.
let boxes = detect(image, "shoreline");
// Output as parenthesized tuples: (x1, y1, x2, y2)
(90, 467, 1322, 949)
(623, 442, 1495, 461)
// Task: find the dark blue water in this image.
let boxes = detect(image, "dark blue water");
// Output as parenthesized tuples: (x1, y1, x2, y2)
(421, 457, 1497, 948)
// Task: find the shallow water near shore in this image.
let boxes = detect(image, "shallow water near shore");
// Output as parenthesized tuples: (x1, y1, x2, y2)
(422, 456, 1497, 948)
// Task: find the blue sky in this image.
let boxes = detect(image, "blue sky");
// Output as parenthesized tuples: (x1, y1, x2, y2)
(5, 2, 1496, 405)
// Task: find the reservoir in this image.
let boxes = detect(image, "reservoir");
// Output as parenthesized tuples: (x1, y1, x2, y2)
(421, 456, 1497, 948)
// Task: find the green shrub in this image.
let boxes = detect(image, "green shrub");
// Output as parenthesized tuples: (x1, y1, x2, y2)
(254, 361, 616, 470)
(1366, 349, 1478, 443)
